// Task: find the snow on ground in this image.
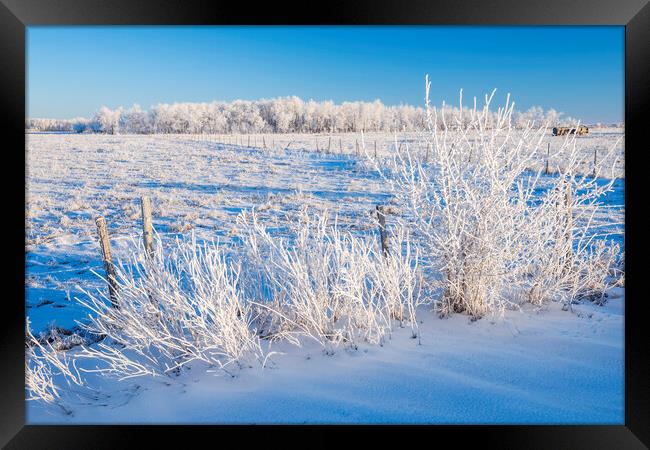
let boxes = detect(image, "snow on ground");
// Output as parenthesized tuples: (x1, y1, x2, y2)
(25, 131, 625, 424)
(27, 293, 624, 424)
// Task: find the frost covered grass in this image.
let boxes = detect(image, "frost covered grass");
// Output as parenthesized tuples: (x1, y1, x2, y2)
(74, 233, 264, 379)
(26, 319, 85, 411)
(238, 211, 423, 352)
(26, 209, 425, 411)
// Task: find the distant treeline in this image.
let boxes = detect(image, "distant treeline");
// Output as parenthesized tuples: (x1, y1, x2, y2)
(26, 96, 616, 134)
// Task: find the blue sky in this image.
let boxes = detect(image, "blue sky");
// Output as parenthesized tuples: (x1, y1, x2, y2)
(27, 26, 624, 123)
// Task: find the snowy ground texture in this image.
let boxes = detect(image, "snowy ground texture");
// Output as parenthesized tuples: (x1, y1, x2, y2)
(26, 130, 624, 424)
(28, 298, 624, 424)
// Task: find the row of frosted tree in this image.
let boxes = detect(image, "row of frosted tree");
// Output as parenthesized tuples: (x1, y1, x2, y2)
(26, 96, 593, 135)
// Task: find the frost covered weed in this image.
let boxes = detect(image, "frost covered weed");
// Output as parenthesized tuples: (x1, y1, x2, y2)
(238, 210, 423, 353)
(373, 77, 622, 318)
(28, 207, 424, 389)
(26, 319, 85, 412)
(74, 233, 263, 379)
(26, 221, 620, 393)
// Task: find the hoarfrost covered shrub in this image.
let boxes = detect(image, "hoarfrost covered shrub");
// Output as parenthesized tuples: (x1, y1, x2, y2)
(374, 77, 622, 318)
(238, 209, 424, 352)
(74, 234, 264, 378)
(518, 178, 622, 307)
(25, 319, 85, 412)
(44, 207, 423, 383)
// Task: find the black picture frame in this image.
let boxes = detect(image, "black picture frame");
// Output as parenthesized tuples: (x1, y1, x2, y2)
(1, 0, 647, 447)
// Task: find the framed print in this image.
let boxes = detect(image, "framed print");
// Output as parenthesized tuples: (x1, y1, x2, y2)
(1, 0, 647, 447)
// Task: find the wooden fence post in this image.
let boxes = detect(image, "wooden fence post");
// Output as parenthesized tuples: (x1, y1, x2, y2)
(95, 217, 119, 308)
(328, 137, 331, 153)
(374, 140, 377, 158)
(248, 136, 250, 147)
(141, 196, 154, 258)
(316, 139, 319, 152)
(263, 136, 266, 148)
(564, 179, 574, 273)
(376, 205, 389, 257)
(545, 142, 550, 175)
(592, 148, 597, 178)
(355, 139, 359, 156)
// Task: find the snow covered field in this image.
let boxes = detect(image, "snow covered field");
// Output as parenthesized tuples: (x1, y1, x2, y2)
(26, 133, 392, 333)
(28, 297, 624, 424)
(25, 130, 625, 424)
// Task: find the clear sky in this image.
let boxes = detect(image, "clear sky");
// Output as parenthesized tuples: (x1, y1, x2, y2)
(27, 26, 624, 123)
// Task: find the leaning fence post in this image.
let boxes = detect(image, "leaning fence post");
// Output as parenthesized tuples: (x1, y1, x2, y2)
(376, 205, 389, 257)
(95, 217, 119, 308)
(141, 196, 154, 258)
